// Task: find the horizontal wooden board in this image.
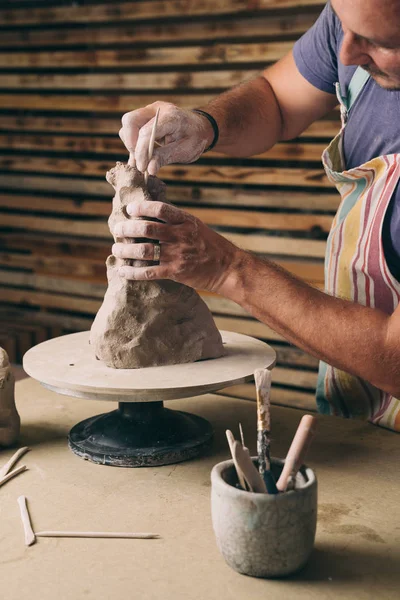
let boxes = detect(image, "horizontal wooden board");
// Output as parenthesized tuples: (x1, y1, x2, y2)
(0, 193, 333, 233)
(0, 115, 340, 139)
(0, 93, 214, 112)
(217, 385, 317, 411)
(0, 286, 101, 314)
(0, 13, 320, 49)
(0, 156, 331, 188)
(0, 174, 340, 211)
(0, 304, 316, 376)
(0, 69, 259, 91)
(0, 268, 293, 343)
(0, 246, 324, 286)
(0, 1, 326, 27)
(0, 252, 107, 282)
(0, 133, 327, 163)
(0, 213, 327, 257)
(0, 42, 293, 69)
(0, 269, 106, 300)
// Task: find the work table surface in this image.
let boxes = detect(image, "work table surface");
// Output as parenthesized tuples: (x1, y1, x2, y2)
(1, 376, 399, 600)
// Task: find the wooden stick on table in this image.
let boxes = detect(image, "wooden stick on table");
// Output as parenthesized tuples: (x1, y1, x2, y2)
(0, 465, 27, 488)
(17, 495, 36, 546)
(36, 531, 160, 540)
(276, 414, 317, 492)
(254, 368, 278, 494)
(0, 446, 29, 478)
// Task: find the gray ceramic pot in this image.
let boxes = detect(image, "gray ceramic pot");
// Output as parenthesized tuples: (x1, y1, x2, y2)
(211, 457, 317, 578)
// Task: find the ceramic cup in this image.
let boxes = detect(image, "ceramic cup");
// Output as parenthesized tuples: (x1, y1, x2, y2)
(211, 457, 317, 578)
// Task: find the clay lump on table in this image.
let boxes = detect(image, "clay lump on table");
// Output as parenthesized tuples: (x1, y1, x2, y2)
(0, 347, 20, 447)
(90, 162, 224, 368)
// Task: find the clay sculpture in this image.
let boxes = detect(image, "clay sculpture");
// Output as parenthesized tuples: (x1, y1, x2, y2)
(90, 162, 224, 368)
(0, 347, 20, 447)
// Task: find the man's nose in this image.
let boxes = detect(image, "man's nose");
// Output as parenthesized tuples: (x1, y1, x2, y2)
(340, 30, 370, 66)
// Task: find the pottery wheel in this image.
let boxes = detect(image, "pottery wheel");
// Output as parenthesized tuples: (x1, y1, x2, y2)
(23, 330, 276, 467)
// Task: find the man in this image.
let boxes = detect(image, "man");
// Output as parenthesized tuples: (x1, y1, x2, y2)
(115, 0, 400, 431)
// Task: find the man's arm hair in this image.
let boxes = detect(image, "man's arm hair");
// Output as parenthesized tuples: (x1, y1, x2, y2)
(203, 50, 338, 157)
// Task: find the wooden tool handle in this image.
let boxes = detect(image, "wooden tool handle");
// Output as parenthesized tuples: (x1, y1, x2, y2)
(36, 531, 160, 539)
(277, 415, 317, 492)
(0, 446, 29, 478)
(0, 465, 27, 488)
(17, 495, 36, 547)
(226, 430, 247, 490)
(232, 441, 267, 494)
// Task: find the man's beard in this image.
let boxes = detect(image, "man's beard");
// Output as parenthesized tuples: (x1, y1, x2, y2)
(363, 64, 400, 91)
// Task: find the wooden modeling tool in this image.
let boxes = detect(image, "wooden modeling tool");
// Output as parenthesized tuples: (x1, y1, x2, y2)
(226, 430, 247, 490)
(254, 368, 278, 495)
(144, 107, 160, 185)
(239, 423, 246, 449)
(17, 496, 160, 546)
(0, 446, 29, 488)
(0, 465, 27, 489)
(36, 531, 160, 540)
(276, 414, 317, 492)
(17, 495, 36, 546)
(0, 446, 29, 478)
(232, 440, 267, 494)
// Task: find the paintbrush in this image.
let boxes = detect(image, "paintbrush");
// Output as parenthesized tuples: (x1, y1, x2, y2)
(254, 368, 278, 495)
(276, 414, 317, 492)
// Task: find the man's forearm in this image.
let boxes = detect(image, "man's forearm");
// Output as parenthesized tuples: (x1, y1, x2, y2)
(220, 251, 400, 397)
(201, 75, 283, 157)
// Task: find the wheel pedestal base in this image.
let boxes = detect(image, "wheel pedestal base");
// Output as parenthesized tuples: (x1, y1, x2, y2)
(68, 401, 213, 467)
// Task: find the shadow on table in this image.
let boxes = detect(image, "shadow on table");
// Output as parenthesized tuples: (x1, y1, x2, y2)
(17, 422, 68, 448)
(290, 542, 400, 583)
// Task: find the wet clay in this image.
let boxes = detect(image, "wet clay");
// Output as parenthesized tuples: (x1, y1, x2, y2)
(90, 162, 224, 368)
(0, 348, 20, 447)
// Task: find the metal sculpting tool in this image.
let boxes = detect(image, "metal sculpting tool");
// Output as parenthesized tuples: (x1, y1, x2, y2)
(144, 107, 160, 185)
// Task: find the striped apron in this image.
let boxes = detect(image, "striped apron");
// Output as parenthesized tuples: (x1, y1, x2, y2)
(316, 67, 400, 432)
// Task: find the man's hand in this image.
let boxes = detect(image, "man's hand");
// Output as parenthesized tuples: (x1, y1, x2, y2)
(112, 200, 242, 293)
(119, 102, 214, 176)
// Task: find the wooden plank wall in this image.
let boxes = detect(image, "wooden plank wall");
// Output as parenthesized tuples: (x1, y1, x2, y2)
(0, 0, 337, 411)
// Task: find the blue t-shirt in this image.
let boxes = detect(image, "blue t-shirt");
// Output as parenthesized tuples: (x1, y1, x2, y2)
(293, 2, 400, 280)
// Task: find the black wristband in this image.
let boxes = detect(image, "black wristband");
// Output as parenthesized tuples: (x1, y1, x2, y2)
(192, 109, 219, 152)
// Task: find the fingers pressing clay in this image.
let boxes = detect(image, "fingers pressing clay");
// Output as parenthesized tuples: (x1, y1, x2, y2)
(17, 496, 36, 547)
(0, 348, 21, 447)
(90, 162, 224, 369)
